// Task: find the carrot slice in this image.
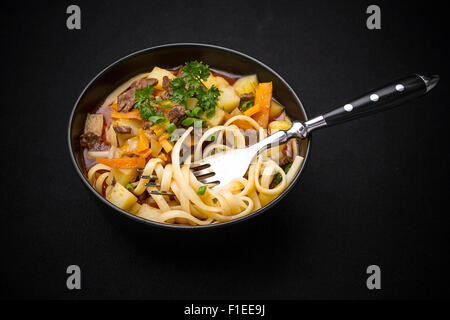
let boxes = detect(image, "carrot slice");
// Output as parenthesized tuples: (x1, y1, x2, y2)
(138, 149, 152, 159)
(252, 82, 272, 128)
(243, 104, 261, 117)
(137, 128, 149, 152)
(232, 120, 254, 130)
(111, 109, 142, 120)
(96, 157, 146, 169)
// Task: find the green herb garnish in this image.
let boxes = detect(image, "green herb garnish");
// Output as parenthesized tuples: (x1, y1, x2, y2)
(284, 163, 292, 174)
(208, 133, 217, 141)
(165, 123, 177, 134)
(170, 132, 179, 142)
(148, 115, 166, 124)
(125, 183, 134, 191)
(272, 173, 282, 186)
(181, 117, 205, 127)
(134, 85, 166, 122)
(197, 185, 207, 196)
(272, 163, 293, 186)
(169, 61, 221, 118)
(241, 101, 253, 112)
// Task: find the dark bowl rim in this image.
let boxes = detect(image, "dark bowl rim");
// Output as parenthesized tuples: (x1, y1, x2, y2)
(67, 42, 311, 230)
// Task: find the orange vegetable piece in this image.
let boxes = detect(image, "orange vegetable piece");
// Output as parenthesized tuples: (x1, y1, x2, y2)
(243, 104, 261, 117)
(137, 128, 149, 152)
(96, 157, 146, 169)
(232, 120, 254, 130)
(111, 109, 142, 120)
(251, 82, 272, 128)
(138, 149, 152, 159)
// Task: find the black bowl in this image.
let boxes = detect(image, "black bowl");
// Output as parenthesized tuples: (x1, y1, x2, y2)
(68, 43, 311, 229)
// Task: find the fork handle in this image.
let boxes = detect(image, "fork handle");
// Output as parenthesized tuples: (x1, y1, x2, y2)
(320, 74, 437, 127)
(253, 74, 439, 153)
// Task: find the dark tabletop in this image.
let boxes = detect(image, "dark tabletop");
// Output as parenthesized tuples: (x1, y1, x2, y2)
(1, 0, 449, 299)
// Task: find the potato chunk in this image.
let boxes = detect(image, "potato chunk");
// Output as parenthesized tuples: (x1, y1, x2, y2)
(147, 67, 175, 90)
(214, 76, 230, 87)
(269, 120, 292, 134)
(202, 75, 229, 88)
(202, 107, 226, 126)
(270, 100, 284, 119)
(84, 114, 104, 136)
(114, 119, 143, 135)
(111, 168, 138, 186)
(233, 74, 258, 95)
(107, 182, 137, 210)
(202, 74, 217, 88)
(217, 85, 240, 112)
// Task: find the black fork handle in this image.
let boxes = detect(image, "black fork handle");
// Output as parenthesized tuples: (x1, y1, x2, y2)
(256, 74, 439, 151)
(321, 74, 439, 127)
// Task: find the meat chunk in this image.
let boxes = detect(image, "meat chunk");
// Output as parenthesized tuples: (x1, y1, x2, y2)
(143, 121, 152, 130)
(80, 132, 109, 151)
(239, 92, 255, 104)
(131, 78, 158, 90)
(160, 91, 170, 100)
(117, 89, 135, 112)
(167, 104, 186, 124)
(113, 125, 132, 134)
(278, 153, 293, 166)
(162, 76, 171, 91)
(160, 76, 173, 100)
(117, 78, 159, 113)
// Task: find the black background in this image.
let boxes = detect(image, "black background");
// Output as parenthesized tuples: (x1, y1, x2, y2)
(1, 0, 449, 299)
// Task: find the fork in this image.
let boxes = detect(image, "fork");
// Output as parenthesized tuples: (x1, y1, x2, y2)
(188, 74, 439, 188)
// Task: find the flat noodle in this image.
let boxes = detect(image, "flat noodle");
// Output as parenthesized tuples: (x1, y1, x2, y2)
(88, 114, 304, 225)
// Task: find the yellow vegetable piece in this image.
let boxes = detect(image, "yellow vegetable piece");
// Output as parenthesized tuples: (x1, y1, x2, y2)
(202, 106, 226, 126)
(270, 100, 284, 119)
(202, 74, 217, 88)
(160, 139, 174, 153)
(84, 114, 104, 136)
(111, 168, 138, 186)
(214, 76, 230, 87)
(186, 98, 198, 110)
(269, 120, 292, 134)
(147, 67, 176, 90)
(151, 138, 163, 157)
(233, 74, 259, 95)
(217, 85, 240, 112)
(107, 182, 138, 210)
(114, 118, 143, 135)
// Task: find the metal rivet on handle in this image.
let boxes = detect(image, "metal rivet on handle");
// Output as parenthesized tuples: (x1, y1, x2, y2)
(395, 84, 405, 92)
(344, 104, 353, 112)
(370, 94, 379, 102)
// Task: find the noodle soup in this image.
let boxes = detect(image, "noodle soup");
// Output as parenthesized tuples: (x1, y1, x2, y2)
(80, 61, 304, 225)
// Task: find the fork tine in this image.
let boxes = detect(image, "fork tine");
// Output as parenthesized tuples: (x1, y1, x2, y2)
(149, 191, 175, 196)
(145, 183, 161, 187)
(140, 175, 157, 179)
(200, 178, 220, 186)
(194, 171, 215, 180)
(189, 163, 211, 171)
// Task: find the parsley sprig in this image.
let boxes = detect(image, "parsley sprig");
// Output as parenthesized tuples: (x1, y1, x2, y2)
(134, 85, 166, 124)
(170, 61, 221, 118)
